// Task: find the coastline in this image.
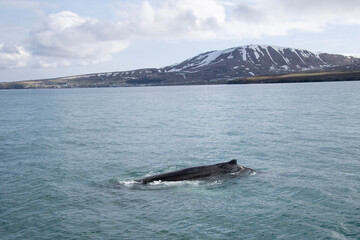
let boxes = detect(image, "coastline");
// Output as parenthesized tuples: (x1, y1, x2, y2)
(1, 70, 360, 89)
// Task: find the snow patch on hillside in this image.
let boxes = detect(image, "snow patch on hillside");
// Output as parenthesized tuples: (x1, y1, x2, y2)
(165, 44, 349, 74)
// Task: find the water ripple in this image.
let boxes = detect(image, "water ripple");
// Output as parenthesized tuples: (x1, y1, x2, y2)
(1, 83, 360, 239)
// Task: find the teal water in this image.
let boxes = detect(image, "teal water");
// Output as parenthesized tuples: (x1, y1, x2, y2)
(1, 82, 359, 239)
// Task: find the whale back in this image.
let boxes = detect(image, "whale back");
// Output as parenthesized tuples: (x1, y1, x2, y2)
(137, 159, 254, 184)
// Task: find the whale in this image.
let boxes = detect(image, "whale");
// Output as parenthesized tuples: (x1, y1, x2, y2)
(136, 159, 255, 184)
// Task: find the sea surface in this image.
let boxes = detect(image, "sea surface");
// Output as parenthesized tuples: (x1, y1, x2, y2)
(1, 82, 359, 239)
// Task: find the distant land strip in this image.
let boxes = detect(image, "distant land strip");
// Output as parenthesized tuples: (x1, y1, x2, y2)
(1, 70, 360, 89)
(228, 70, 360, 85)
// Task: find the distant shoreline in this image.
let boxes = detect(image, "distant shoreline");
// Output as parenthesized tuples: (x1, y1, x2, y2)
(1, 70, 360, 89)
(228, 71, 360, 85)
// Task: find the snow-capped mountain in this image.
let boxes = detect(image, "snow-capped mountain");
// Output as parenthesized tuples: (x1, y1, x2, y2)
(80, 45, 359, 86)
(106, 44, 359, 85)
(163, 45, 359, 78)
(2, 45, 360, 88)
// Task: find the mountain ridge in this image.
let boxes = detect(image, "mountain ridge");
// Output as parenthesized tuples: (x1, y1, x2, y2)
(1, 44, 360, 88)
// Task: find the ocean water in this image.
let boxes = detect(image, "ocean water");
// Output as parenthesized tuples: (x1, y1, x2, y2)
(0, 82, 359, 239)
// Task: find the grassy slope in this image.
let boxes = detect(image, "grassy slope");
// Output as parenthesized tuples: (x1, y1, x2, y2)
(228, 70, 360, 84)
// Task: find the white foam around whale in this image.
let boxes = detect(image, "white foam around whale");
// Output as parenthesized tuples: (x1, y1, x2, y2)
(117, 178, 224, 190)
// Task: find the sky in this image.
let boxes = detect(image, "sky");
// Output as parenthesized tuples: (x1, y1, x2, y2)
(0, 0, 360, 82)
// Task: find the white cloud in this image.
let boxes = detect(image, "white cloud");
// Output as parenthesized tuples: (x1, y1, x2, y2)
(1, 0, 360, 69)
(0, 43, 31, 69)
(114, 0, 360, 40)
(29, 11, 129, 60)
(0, 10, 130, 69)
(113, 0, 227, 40)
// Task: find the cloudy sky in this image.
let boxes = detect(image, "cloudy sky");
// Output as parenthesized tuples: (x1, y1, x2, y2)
(1, 0, 360, 82)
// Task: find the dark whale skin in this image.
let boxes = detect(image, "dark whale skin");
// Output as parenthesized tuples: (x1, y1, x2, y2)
(136, 159, 255, 184)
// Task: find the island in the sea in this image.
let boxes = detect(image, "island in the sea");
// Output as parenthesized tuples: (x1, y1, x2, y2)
(1, 45, 360, 89)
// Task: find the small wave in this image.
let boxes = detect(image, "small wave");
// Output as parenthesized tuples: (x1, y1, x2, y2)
(118, 180, 139, 187)
(116, 178, 225, 190)
(148, 179, 204, 186)
(229, 170, 257, 177)
(119, 179, 202, 187)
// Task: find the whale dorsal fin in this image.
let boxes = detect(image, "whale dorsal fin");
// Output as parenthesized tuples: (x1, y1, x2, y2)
(229, 159, 237, 165)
